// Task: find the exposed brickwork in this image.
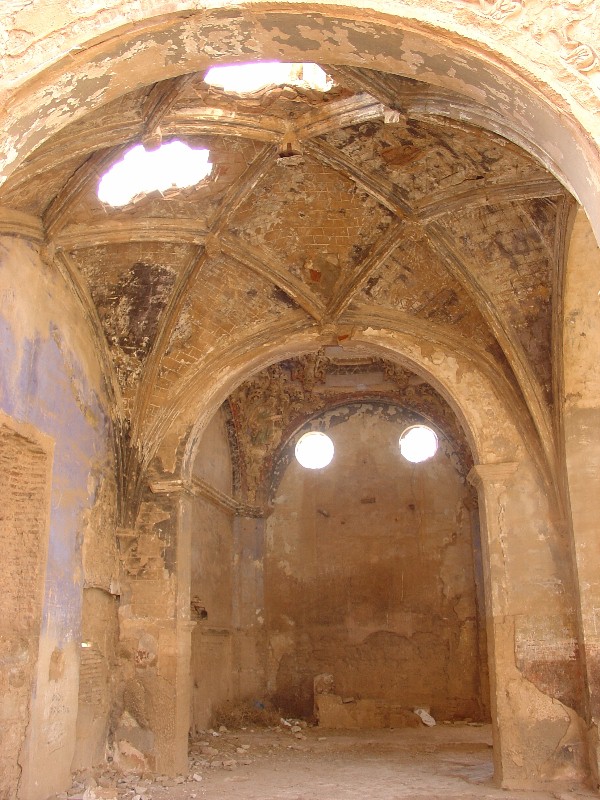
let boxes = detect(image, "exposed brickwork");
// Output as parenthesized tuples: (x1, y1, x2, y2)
(231, 155, 395, 300)
(448, 199, 555, 401)
(0, 422, 50, 800)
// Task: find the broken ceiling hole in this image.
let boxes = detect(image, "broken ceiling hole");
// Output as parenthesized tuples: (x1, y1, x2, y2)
(97, 141, 212, 207)
(204, 62, 334, 94)
(295, 431, 334, 470)
(399, 425, 438, 463)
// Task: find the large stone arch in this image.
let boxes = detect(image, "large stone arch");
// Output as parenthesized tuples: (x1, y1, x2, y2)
(131, 321, 585, 788)
(1, 2, 600, 240)
(3, 3, 599, 793)
(143, 316, 547, 482)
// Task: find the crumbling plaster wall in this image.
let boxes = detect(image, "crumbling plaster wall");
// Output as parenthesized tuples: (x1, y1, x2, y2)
(116, 406, 266, 772)
(265, 404, 485, 722)
(190, 408, 267, 728)
(0, 413, 52, 800)
(0, 236, 119, 800)
(190, 410, 236, 730)
(150, 326, 587, 786)
(562, 207, 600, 783)
(116, 482, 183, 775)
(72, 588, 119, 772)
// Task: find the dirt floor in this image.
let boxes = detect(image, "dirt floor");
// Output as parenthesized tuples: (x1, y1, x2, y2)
(63, 724, 597, 800)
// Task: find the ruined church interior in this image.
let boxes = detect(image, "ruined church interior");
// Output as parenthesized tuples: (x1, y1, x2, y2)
(2, 2, 600, 799)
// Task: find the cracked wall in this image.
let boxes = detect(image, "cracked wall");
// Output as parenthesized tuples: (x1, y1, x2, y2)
(190, 410, 236, 730)
(0, 237, 119, 800)
(264, 403, 487, 721)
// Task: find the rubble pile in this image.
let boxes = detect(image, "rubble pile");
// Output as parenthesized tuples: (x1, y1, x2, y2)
(48, 719, 319, 800)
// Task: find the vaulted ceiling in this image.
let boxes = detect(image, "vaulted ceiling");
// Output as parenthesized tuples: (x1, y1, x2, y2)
(0, 65, 572, 497)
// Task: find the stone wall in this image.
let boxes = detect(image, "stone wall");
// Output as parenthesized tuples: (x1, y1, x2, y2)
(265, 404, 487, 721)
(191, 410, 236, 730)
(0, 237, 118, 799)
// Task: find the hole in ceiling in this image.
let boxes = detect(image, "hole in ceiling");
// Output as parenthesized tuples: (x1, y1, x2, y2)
(204, 62, 334, 95)
(295, 431, 335, 470)
(399, 425, 438, 463)
(98, 141, 213, 207)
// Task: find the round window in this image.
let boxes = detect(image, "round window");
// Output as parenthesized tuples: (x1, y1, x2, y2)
(399, 425, 438, 463)
(295, 431, 335, 469)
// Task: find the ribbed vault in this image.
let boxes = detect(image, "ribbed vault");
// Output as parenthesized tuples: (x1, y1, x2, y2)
(0, 66, 573, 509)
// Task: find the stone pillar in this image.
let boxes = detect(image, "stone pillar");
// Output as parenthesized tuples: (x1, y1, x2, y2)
(232, 515, 267, 701)
(468, 462, 518, 786)
(468, 462, 583, 789)
(563, 208, 600, 784)
(117, 483, 195, 775)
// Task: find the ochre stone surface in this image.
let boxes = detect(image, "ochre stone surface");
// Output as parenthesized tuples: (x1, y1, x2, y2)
(2, 2, 600, 797)
(265, 405, 485, 721)
(0, 416, 52, 800)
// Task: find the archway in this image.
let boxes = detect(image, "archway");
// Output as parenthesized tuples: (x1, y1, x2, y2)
(127, 325, 585, 789)
(1, 6, 598, 793)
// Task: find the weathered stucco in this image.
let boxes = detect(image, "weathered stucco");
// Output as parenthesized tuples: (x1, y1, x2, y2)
(0, 237, 118, 799)
(265, 404, 486, 721)
(2, 1, 600, 796)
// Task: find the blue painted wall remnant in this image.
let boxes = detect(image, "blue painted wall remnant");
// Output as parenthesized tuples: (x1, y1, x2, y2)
(0, 239, 115, 647)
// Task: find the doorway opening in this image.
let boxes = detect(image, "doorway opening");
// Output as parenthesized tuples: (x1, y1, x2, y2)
(187, 348, 491, 784)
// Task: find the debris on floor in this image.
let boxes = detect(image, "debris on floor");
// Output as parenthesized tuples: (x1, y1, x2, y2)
(46, 723, 597, 800)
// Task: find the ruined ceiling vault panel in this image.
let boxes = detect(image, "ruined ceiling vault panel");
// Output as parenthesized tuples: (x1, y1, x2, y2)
(319, 116, 550, 208)
(0, 154, 92, 216)
(0, 90, 149, 214)
(447, 199, 556, 402)
(57, 136, 264, 228)
(168, 72, 353, 121)
(230, 155, 396, 301)
(358, 237, 494, 341)
(70, 241, 193, 291)
(69, 242, 193, 401)
(151, 256, 301, 402)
